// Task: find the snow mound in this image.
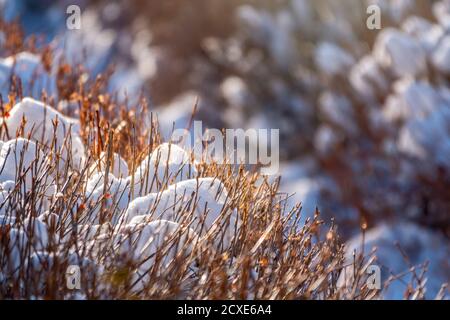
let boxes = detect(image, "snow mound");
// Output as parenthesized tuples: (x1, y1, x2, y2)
(0, 138, 45, 188)
(383, 79, 450, 167)
(110, 219, 197, 292)
(82, 143, 200, 224)
(124, 177, 238, 249)
(84, 172, 131, 225)
(0, 52, 56, 99)
(131, 142, 197, 197)
(3, 97, 85, 169)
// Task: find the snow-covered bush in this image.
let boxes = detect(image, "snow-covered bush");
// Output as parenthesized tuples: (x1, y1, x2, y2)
(0, 97, 353, 298)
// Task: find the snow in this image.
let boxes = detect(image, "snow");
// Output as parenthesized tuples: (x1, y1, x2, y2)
(0, 52, 56, 99)
(281, 178, 319, 225)
(220, 76, 249, 109)
(278, 160, 320, 224)
(399, 107, 450, 166)
(77, 223, 111, 242)
(82, 143, 199, 224)
(81, 143, 228, 235)
(431, 35, 450, 74)
(314, 125, 342, 155)
(382, 79, 450, 167)
(131, 142, 197, 197)
(349, 55, 389, 102)
(0, 214, 15, 225)
(115, 219, 197, 265)
(27, 251, 55, 280)
(433, 0, 450, 31)
(37, 211, 59, 230)
(4, 227, 28, 274)
(315, 42, 355, 76)
(374, 28, 427, 77)
(0, 138, 46, 189)
(383, 79, 440, 122)
(123, 177, 238, 249)
(59, 9, 115, 75)
(0, 180, 15, 215)
(237, 5, 296, 68)
(421, 25, 445, 53)
(0, 0, 22, 21)
(84, 172, 131, 224)
(397, 125, 427, 159)
(0, 149, 190, 285)
(107, 65, 146, 104)
(291, 0, 313, 30)
(111, 219, 197, 292)
(3, 98, 85, 169)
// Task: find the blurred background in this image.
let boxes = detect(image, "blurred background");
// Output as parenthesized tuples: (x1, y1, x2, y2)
(1, 0, 449, 298)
